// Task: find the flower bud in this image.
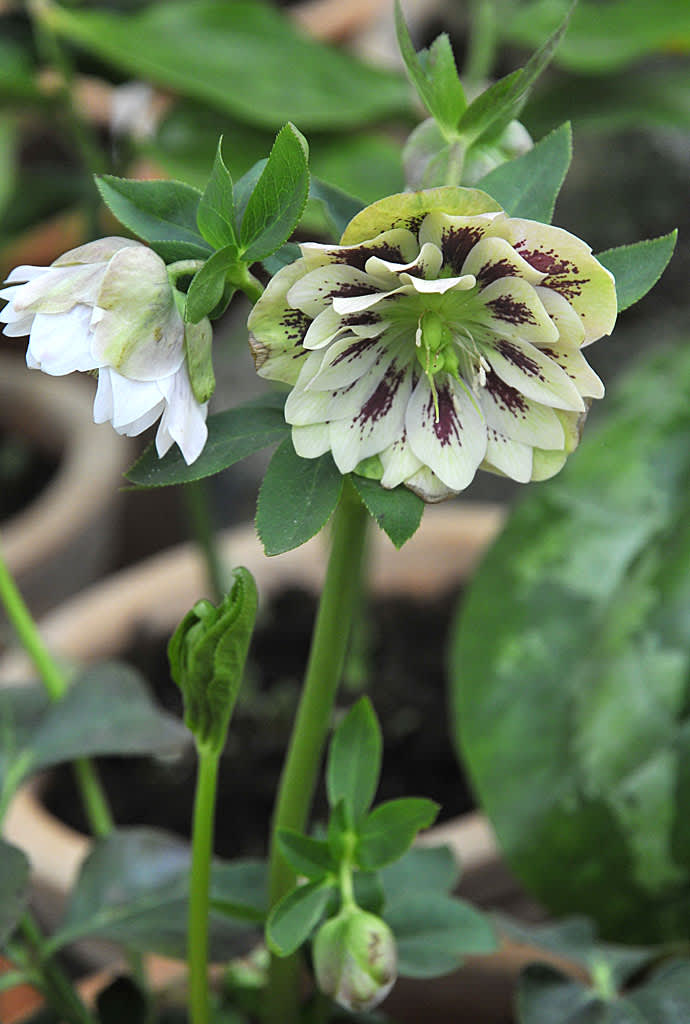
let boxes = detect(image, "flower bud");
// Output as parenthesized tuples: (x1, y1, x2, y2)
(313, 909, 397, 1012)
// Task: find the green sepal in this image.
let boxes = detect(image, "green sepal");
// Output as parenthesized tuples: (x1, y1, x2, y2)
(196, 136, 237, 251)
(167, 567, 258, 753)
(276, 829, 336, 881)
(183, 316, 215, 405)
(597, 231, 677, 313)
(239, 123, 310, 263)
(266, 879, 335, 957)
(356, 798, 439, 870)
(478, 122, 572, 223)
(394, 0, 466, 136)
(326, 697, 382, 826)
(95, 175, 211, 262)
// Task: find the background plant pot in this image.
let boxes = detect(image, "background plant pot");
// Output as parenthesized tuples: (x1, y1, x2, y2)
(0, 501, 550, 1020)
(0, 353, 132, 624)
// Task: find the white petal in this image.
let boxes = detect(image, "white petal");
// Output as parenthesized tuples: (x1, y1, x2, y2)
(307, 336, 384, 391)
(292, 423, 331, 458)
(483, 427, 533, 482)
(26, 307, 98, 375)
(331, 287, 403, 316)
(535, 286, 586, 349)
(53, 236, 138, 266)
(475, 276, 558, 347)
(364, 241, 443, 287)
(537, 342, 605, 400)
(107, 369, 166, 429)
(404, 464, 456, 502)
(287, 265, 378, 319)
(299, 229, 419, 272)
(406, 375, 487, 491)
(93, 368, 114, 423)
(157, 367, 208, 464)
(3, 313, 35, 337)
(418, 211, 501, 272)
(399, 272, 475, 295)
(462, 236, 545, 288)
(303, 306, 346, 350)
(486, 335, 586, 412)
(4, 265, 51, 284)
(379, 429, 423, 489)
(9, 264, 105, 315)
(480, 371, 565, 449)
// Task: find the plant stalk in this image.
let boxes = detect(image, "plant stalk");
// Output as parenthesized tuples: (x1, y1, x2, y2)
(464, 0, 498, 86)
(20, 913, 96, 1024)
(183, 480, 227, 603)
(263, 481, 369, 1024)
(188, 743, 221, 1024)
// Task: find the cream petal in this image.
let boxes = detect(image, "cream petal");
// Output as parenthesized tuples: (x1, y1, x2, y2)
(462, 236, 545, 288)
(480, 371, 565, 449)
(535, 286, 586, 349)
(489, 217, 617, 345)
(474, 276, 558, 347)
(4, 266, 51, 284)
(292, 422, 331, 459)
(3, 313, 35, 337)
(483, 428, 533, 482)
(364, 241, 444, 287)
(328, 357, 413, 473)
(287, 265, 378, 318)
(26, 307, 98, 375)
(52, 236, 139, 266)
(538, 342, 605, 399)
(107, 369, 166, 429)
(303, 306, 346, 350)
(406, 375, 487, 491)
(399, 272, 475, 295)
(418, 211, 501, 272)
(10, 264, 105, 315)
(248, 258, 312, 385)
(299, 229, 419, 272)
(486, 335, 585, 412)
(156, 367, 209, 464)
(91, 246, 184, 380)
(404, 463, 456, 502)
(531, 447, 569, 481)
(306, 336, 384, 391)
(93, 368, 114, 423)
(379, 429, 423, 489)
(331, 286, 403, 316)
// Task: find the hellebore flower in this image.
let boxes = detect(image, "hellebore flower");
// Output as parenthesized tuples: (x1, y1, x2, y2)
(313, 908, 397, 1012)
(248, 187, 617, 501)
(0, 237, 209, 464)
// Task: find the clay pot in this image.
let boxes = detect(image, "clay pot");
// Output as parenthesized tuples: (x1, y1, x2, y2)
(0, 353, 132, 622)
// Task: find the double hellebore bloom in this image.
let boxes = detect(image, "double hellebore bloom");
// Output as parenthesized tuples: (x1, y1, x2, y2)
(249, 188, 617, 501)
(0, 237, 208, 464)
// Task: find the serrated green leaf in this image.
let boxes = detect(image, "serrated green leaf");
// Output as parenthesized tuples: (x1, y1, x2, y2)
(239, 123, 309, 263)
(356, 798, 439, 870)
(256, 440, 343, 556)
(46, 1, 409, 130)
(50, 829, 260, 958)
(309, 179, 364, 242)
(597, 231, 677, 313)
(266, 880, 334, 957)
(277, 830, 336, 880)
(458, 4, 572, 146)
(350, 476, 424, 549)
(0, 839, 30, 946)
(196, 137, 237, 250)
(125, 393, 289, 488)
(394, 1, 466, 134)
(327, 698, 382, 825)
(385, 894, 496, 978)
(185, 247, 237, 324)
(478, 122, 572, 223)
(95, 175, 211, 262)
(233, 159, 268, 226)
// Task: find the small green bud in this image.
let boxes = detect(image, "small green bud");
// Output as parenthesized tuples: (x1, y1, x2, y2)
(313, 908, 397, 1012)
(184, 315, 215, 404)
(167, 567, 258, 752)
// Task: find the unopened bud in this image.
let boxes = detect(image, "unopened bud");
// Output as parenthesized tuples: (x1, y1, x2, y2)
(313, 909, 397, 1012)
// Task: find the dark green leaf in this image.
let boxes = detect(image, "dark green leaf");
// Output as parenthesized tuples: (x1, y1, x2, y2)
(350, 476, 424, 550)
(239, 124, 309, 263)
(125, 393, 289, 488)
(256, 441, 343, 556)
(52, 828, 257, 958)
(276, 830, 335, 880)
(233, 159, 268, 227)
(309, 179, 364, 242)
(394, 1, 466, 134)
(185, 247, 237, 324)
(517, 964, 598, 1024)
(450, 343, 690, 943)
(197, 137, 237, 250)
(356, 798, 439, 870)
(95, 175, 211, 262)
(0, 839, 30, 946)
(210, 858, 268, 924)
(380, 845, 459, 903)
(96, 978, 148, 1024)
(327, 698, 382, 824)
(262, 243, 301, 277)
(386, 894, 496, 978)
(629, 959, 690, 1021)
(47, 2, 409, 129)
(478, 123, 572, 223)
(266, 880, 334, 957)
(597, 231, 677, 313)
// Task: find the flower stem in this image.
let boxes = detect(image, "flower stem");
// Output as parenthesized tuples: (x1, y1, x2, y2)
(188, 742, 221, 1024)
(263, 480, 369, 1024)
(0, 540, 113, 836)
(182, 480, 228, 603)
(230, 263, 264, 305)
(464, 0, 498, 86)
(20, 913, 97, 1024)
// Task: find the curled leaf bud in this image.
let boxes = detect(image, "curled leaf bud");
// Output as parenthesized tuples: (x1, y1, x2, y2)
(313, 909, 397, 1012)
(167, 567, 258, 752)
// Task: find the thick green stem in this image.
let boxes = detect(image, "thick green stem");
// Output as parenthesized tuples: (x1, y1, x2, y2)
(188, 743, 221, 1024)
(264, 482, 369, 1024)
(183, 480, 227, 603)
(0, 540, 113, 835)
(230, 263, 264, 305)
(464, 0, 498, 86)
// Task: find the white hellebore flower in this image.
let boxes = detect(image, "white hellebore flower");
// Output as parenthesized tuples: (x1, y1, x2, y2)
(248, 187, 617, 501)
(0, 237, 209, 464)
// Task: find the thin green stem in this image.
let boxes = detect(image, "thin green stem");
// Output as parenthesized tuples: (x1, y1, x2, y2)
(464, 0, 498, 86)
(263, 481, 369, 1024)
(0, 540, 114, 837)
(230, 263, 264, 305)
(20, 913, 96, 1024)
(167, 259, 206, 284)
(188, 743, 221, 1024)
(183, 480, 227, 603)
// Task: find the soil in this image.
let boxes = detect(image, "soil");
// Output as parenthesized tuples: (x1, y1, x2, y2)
(44, 584, 475, 859)
(0, 428, 57, 523)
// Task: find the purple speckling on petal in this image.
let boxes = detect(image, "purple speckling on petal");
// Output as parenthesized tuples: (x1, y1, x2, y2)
(355, 364, 405, 428)
(476, 258, 516, 286)
(341, 311, 380, 327)
(333, 243, 404, 270)
(331, 337, 378, 368)
(328, 282, 379, 300)
(442, 226, 485, 273)
(495, 340, 545, 382)
(486, 369, 528, 417)
(280, 307, 311, 344)
(486, 294, 537, 326)
(426, 383, 462, 447)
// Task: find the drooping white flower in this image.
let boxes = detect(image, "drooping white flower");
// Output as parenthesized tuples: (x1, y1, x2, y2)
(0, 237, 209, 464)
(248, 187, 617, 501)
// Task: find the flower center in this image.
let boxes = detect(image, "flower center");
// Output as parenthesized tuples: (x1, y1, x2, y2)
(413, 307, 486, 420)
